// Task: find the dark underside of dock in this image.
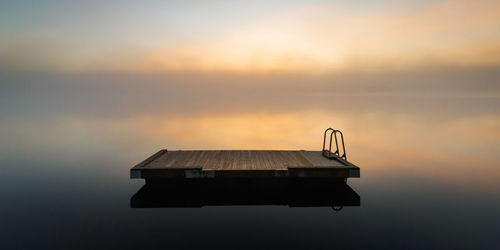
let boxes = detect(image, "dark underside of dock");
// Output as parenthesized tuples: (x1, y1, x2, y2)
(131, 178, 360, 208)
(131, 149, 360, 179)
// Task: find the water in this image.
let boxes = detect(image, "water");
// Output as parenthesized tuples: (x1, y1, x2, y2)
(1, 71, 499, 249)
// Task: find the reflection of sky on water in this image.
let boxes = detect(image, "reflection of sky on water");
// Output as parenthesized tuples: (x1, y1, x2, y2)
(1, 70, 499, 248)
(2, 70, 499, 191)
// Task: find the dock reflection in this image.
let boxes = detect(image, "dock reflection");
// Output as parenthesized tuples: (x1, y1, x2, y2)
(131, 178, 360, 209)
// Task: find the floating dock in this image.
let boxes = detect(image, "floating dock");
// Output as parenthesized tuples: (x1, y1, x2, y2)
(130, 129, 360, 209)
(131, 128, 359, 180)
(131, 149, 359, 179)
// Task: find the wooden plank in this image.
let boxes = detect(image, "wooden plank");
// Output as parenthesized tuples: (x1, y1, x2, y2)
(131, 149, 167, 169)
(290, 151, 314, 167)
(149, 151, 200, 169)
(297, 150, 348, 168)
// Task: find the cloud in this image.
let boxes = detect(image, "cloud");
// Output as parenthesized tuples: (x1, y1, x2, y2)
(2, 0, 500, 72)
(138, 0, 500, 72)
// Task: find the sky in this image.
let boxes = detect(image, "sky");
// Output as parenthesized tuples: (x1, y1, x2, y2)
(1, 0, 500, 73)
(1, 0, 500, 192)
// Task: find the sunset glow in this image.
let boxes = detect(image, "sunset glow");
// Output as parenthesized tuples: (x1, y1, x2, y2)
(2, 0, 500, 72)
(2, 1, 500, 248)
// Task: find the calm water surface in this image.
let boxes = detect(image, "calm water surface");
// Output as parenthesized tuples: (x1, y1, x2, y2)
(1, 72, 499, 249)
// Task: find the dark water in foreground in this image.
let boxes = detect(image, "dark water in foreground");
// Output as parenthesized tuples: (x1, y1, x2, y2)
(1, 71, 500, 249)
(1, 152, 499, 249)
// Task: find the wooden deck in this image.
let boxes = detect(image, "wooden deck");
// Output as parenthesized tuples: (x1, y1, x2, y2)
(131, 149, 360, 179)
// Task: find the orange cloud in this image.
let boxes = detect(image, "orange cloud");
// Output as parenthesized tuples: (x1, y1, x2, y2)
(134, 0, 500, 73)
(2, 0, 500, 72)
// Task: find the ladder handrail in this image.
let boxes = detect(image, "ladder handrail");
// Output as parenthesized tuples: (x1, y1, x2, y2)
(323, 128, 334, 154)
(336, 130, 346, 160)
(322, 128, 347, 160)
(330, 129, 339, 155)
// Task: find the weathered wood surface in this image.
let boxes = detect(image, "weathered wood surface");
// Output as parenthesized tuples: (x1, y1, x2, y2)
(131, 149, 360, 179)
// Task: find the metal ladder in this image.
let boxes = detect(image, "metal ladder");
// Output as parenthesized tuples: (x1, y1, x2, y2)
(322, 128, 347, 160)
